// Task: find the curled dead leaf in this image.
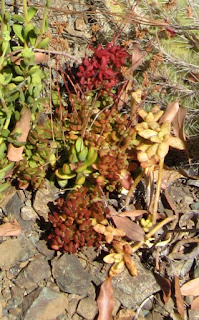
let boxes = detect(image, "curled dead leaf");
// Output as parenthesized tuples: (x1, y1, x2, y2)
(181, 278, 199, 296)
(0, 219, 22, 237)
(7, 107, 31, 161)
(97, 277, 114, 320)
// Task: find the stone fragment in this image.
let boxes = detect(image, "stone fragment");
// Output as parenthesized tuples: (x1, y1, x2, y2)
(4, 192, 24, 215)
(112, 260, 160, 308)
(68, 294, 83, 316)
(20, 206, 38, 221)
(15, 258, 51, 291)
(0, 187, 17, 209)
(0, 236, 36, 270)
(21, 287, 68, 320)
(33, 180, 58, 220)
(90, 258, 160, 309)
(76, 297, 98, 319)
(35, 240, 55, 259)
(75, 17, 86, 31)
(52, 253, 92, 296)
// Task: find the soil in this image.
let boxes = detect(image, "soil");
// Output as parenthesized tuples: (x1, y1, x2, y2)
(1, 1, 199, 320)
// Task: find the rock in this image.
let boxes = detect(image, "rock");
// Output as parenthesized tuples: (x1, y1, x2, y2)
(11, 285, 25, 306)
(35, 240, 55, 259)
(75, 17, 86, 31)
(76, 297, 98, 319)
(52, 253, 92, 296)
(112, 259, 160, 308)
(90, 258, 160, 309)
(21, 287, 68, 320)
(0, 236, 36, 270)
(68, 294, 83, 316)
(33, 180, 58, 220)
(20, 206, 38, 221)
(15, 258, 51, 292)
(0, 187, 17, 209)
(4, 192, 24, 215)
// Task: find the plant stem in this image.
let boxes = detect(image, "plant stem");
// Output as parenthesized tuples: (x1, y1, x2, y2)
(35, 0, 50, 48)
(23, 0, 29, 25)
(152, 157, 164, 224)
(0, 0, 6, 36)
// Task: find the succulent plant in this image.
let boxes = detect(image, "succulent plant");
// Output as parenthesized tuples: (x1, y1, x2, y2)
(48, 186, 110, 253)
(76, 42, 130, 92)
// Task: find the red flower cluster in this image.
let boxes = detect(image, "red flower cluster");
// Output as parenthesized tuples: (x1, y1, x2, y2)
(48, 186, 109, 253)
(76, 43, 130, 91)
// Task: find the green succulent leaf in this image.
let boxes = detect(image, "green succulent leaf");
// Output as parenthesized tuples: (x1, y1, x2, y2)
(12, 15, 25, 23)
(37, 37, 50, 49)
(1, 129, 10, 138)
(24, 23, 35, 42)
(13, 24, 24, 43)
(27, 7, 38, 22)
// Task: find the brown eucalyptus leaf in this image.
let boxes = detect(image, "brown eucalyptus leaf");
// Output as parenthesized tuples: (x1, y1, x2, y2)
(132, 43, 143, 72)
(175, 276, 185, 318)
(97, 277, 114, 320)
(0, 219, 22, 237)
(181, 278, 199, 296)
(155, 274, 171, 303)
(191, 296, 199, 310)
(118, 210, 148, 218)
(111, 215, 145, 241)
(159, 101, 179, 124)
(7, 107, 31, 161)
(172, 106, 186, 142)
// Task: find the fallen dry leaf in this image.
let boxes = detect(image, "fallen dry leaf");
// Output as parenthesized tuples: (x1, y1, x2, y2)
(109, 206, 145, 241)
(111, 215, 145, 241)
(118, 210, 148, 218)
(191, 296, 199, 310)
(0, 219, 22, 237)
(155, 274, 171, 303)
(175, 276, 185, 318)
(172, 106, 186, 143)
(159, 101, 180, 124)
(181, 278, 199, 296)
(97, 276, 114, 320)
(7, 107, 31, 161)
(132, 43, 143, 72)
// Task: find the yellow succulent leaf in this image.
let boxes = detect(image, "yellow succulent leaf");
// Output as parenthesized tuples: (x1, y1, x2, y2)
(150, 135, 162, 143)
(135, 122, 148, 131)
(145, 112, 154, 123)
(146, 143, 159, 159)
(160, 121, 171, 135)
(109, 260, 125, 277)
(138, 129, 158, 139)
(169, 136, 186, 150)
(137, 151, 149, 163)
(148, 121, 160, 130)
(153, 110, 164, 121)
(93, 224, 106, 234)
(138, 108, 148, 119)
(137, 143, 151, 152)
(157, 142, 169, 159)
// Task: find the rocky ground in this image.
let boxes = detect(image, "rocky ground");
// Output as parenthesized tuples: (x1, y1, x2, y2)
(1, 0, 199, 319)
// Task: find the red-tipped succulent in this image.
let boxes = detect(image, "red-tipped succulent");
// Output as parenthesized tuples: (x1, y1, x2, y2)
(48, 186, 110, 253)
(76, 43, 130, 92)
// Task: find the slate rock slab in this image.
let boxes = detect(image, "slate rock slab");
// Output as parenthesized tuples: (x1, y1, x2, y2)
(15, 258, 51, 291)
(21, 287, 68, 320)
(0, 236, 37, 270)
(52, 254, 92, 296)
(89, 257, 160, 309)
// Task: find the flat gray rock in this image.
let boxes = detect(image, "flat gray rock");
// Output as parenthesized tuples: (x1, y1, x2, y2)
(0, 236, 36, 270)
(21, 287, 68, 320)
(52, 254, 92, 296)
